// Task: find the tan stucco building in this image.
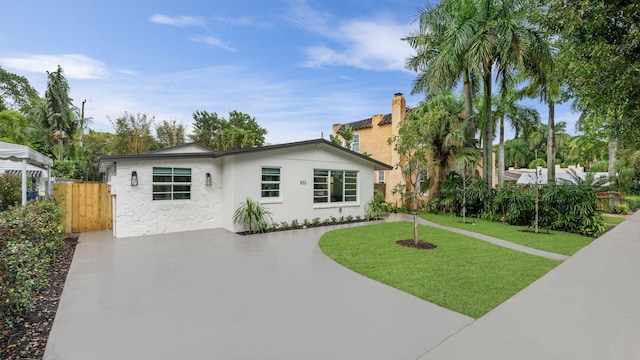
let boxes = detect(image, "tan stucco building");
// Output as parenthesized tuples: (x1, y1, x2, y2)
(332, 93, 493, 208)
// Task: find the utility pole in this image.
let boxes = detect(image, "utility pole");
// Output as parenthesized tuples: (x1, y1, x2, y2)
(79, 99, 86, 147)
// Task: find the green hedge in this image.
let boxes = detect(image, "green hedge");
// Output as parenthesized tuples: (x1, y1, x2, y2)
(0, 201, 65, 323)
(0, 173, 21, 211)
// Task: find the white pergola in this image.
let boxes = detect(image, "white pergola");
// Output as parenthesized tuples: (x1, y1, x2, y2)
(0, 141, 54, 206)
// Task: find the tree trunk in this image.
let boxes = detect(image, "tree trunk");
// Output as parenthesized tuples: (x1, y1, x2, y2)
(482, 70, 493, 191)
(608, 132, 618, 212)
(547, 100, 556, 183)
(463, 69, 473, 121)
(413, 181, 419, 246)
(498, 114, 505, 187)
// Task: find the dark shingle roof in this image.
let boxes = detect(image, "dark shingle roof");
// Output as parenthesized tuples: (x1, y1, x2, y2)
(337, 108, 412, 131)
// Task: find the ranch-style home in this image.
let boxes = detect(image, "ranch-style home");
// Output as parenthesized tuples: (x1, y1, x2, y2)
(99, 138, 392, 238)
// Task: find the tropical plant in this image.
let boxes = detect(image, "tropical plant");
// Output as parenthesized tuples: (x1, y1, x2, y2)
(232, 198, 273, 233)
(504, 139, 531, 169)
(336, 124, 354, 150)
(365, 193, 391, 220)
(44, 66, 77, 160)
(406, 0, 552, 190)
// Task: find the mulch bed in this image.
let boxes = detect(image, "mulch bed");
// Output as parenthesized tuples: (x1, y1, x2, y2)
(396, 239, 437, 250)
(0, 235, 78, 360)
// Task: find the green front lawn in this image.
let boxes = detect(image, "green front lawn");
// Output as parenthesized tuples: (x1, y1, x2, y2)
(420, 213, 593, 256)
(319, 222, 561, 318)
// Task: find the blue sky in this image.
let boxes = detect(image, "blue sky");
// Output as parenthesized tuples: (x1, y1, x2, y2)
(0, 0, 579, 145)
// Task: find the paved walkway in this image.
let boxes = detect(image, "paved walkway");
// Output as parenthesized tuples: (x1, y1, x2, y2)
(386, 213, 569, 260)
(420, 210, 640, 359)
(44, 225, 472, 360)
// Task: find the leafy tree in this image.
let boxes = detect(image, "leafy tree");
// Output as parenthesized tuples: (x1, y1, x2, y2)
(0, 66, 38, 112)
(190, 110, 267, 151)
(81, 130, 117, 180)
(156, 119, 186, 147)
(44, 66, 76, 160)
(0, 110, 30, 144)
(542, 0, 640, 148)
(111, 112, 158, 154)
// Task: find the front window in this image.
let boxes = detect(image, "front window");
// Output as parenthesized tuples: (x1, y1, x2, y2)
(261, 167, 281, 198)
(352, 134, 360, 152)
(152, 167, 191, 200)
(377, 170, 385, 184)
(314, 169, 358, 203)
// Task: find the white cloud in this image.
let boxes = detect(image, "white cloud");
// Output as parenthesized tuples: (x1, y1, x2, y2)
(282, 1, 413, 72)
(0, 54, 110, 79)
(191, 36, 237, 52)
(149, 14, 205, 27)
(212, 15, 267, 27)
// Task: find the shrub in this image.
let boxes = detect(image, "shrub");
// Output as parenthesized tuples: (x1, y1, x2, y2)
(493, 183, 536, 226)
(0, 200, 65, 321)
(615, 203, 628, 214)
(290, 219, 300, 228)
(540, 183, 605, 236)
(528, 158, 546, 169)
(232, 198, 273, 233)
(0, 173, 21, 211)
(366, 193, 391, 220)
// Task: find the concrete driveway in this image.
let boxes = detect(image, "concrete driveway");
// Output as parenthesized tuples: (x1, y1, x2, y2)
(44, 224, 472, 360)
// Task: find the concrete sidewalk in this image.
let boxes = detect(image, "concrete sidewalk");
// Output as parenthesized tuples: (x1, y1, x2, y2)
(421, 210, 640, 359)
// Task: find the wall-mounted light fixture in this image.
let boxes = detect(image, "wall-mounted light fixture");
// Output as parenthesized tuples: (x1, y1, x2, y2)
(205, 172, 212, 186)
(131, 171, 138, 186)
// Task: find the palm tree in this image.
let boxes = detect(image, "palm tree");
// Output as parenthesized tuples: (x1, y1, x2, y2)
(45, 66, 76, 159)
(493, 87, 539, 186)
(406, 0, 552, 191)
(404, 0, 481, 120)
(336, 124, 354, 150)
(504, 139, 530, 169)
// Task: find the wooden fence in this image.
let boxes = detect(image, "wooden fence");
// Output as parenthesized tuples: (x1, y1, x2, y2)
(53, 182, 112, 233)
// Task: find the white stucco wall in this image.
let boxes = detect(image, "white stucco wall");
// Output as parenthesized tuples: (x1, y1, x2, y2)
(222, 143, 377, 232)
(108, 158, 223, 238)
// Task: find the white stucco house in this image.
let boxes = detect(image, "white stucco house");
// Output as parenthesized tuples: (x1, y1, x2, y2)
(98, 139, 392, 238)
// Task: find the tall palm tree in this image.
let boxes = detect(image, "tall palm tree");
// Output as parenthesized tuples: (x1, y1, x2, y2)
(45, 66, 76, 159)
(404, 0, 481, 121)
(493, 88, 539, 185)
(406, 0, 552, 191)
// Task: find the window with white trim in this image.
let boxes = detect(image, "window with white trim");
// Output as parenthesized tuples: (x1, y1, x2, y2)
(261, 167, 281, 198)
(313, 169, 357, 203)
(377, 170, 385, 184)
(352, 134, 360, 152)
(152, 167, 191, 200)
